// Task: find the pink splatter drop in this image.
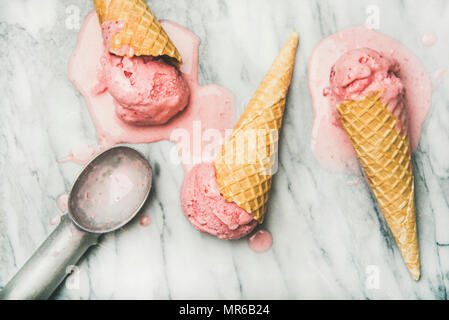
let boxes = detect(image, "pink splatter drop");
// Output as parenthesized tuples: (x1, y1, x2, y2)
(421, 32, 437, 47)
(248, 229, 273, 253)
(57, 193, 69, 213)
(139, 215, 152, 227)
(431, 68, 446, 86)
(50, 215, 61, 226)
(59, 144, 106, 165)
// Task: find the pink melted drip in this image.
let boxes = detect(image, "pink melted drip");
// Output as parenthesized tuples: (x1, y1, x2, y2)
(57, 193, 69, 213)
(68, 12, 234, 171)
(50, 215, 61, 226)
(59, 144, 106, 165)
(248, 229, 273, 253)
(308, 26, 432, 172)
(421, 32, 437, 47)
(50, 193, 69, 226)
(50, 193, 70, 226)
(431, 68, 446, 86)
(139, 215, 152, 227)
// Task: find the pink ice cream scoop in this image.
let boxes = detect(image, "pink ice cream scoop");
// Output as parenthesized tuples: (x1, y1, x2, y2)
(94, 21, 190, 126)
(327, 48, 408, 133)
(94, 53, 190, 126)
(329, 48, 404, 111)
(181, 163, 257, 240)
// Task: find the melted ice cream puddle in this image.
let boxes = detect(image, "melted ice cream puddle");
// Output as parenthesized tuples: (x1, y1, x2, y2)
(69, 12, 235, 171)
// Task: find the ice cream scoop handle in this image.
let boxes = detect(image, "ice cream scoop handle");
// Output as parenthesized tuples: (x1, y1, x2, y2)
(0, 215, 99, 300)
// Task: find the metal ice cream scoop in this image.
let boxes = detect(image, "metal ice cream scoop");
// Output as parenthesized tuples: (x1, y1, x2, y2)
(0, 146, 152, 300)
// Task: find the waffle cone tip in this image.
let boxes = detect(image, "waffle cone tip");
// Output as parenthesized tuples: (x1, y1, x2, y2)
(93, 0, 182, 65)
(410, 265, 420, 281)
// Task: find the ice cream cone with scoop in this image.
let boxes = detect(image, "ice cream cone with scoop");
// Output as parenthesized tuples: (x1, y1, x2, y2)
(330, 48, 420, 280)
(181, 32, 299, 239)
(93, 0, 190, 126)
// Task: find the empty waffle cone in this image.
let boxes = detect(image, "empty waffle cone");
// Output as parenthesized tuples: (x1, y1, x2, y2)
(93, 0, 182, 65)
(337, 92, 420, 280)
(214, 32, 299, 223)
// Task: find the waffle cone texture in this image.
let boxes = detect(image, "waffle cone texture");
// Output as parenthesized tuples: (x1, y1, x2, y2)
(337, 92, 420, 280)
(93, 0, 182, 65)
(214, 32, 299, 223)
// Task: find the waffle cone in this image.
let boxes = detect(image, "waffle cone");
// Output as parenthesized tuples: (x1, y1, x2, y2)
(337, 92, 420, 280)
(214, 32, 299, 223)
(93, 0, 182, 65)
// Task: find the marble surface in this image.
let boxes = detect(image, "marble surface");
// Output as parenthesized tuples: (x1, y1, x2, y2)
(1, 0, 449, 300)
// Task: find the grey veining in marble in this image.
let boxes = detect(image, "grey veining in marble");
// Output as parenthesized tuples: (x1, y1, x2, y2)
(1, 0, 449, 299)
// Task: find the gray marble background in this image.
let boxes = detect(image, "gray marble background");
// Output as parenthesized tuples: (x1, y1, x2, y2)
(1, 0, 448, 299)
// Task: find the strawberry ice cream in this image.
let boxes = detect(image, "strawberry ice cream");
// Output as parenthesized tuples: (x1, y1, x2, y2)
(94, 52, 190, 126)
(328, 48, 407, 133)
(181, 163, 257, 240)
(93, 21, 190, 126)
(328, 48, 404, 114)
